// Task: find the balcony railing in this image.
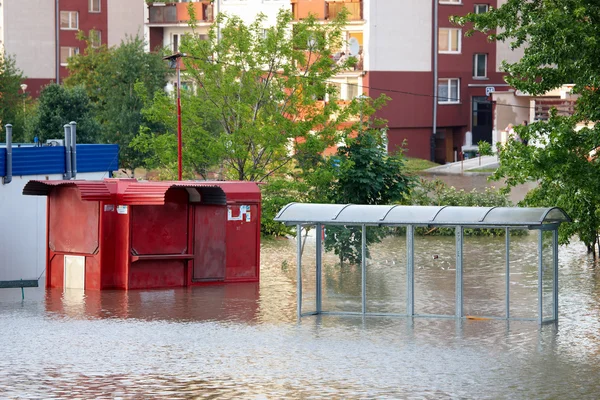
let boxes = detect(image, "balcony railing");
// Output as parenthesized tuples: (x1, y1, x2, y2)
(148, 2, 213, 24)
(327, 1, 362, 21)
(291, 0, 363, 21)
(533, 99, 576, 121)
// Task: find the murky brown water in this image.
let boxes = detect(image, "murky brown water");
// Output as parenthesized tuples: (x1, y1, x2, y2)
(1, 231, 599, 399)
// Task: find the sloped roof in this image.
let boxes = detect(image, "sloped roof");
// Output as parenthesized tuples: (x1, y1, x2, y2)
(23, 179, 261, 205)
(274, 203, 571, 227)
(22, 180, 113, 201)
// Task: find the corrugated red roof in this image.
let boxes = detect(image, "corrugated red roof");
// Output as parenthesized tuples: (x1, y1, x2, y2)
(22, 180, 113, 201)
(23, 179, 261, 205)
(120, 181, 260, 205)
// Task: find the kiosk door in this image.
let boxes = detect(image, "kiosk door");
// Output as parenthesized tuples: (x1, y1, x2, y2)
(193, 205, 226, 281)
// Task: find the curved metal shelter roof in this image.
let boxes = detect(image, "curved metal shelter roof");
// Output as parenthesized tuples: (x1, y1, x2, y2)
(274, 203, 571, 227)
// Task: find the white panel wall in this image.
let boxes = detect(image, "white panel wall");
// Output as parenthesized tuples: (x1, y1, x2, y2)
(220, 0, 290, 25)
(3, 0, 55, 79)
(495, 0, 525, 72)
(366, 0, 432, 72)
(0, 172, 107, 281)
(108, 0, 145, 46)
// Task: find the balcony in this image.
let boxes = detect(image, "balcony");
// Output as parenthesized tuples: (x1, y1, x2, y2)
(148, 2, 213, 24)
(291, 0, 363, 21)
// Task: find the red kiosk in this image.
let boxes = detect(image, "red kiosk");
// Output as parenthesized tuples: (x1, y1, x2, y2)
(23, 179, 261, 290)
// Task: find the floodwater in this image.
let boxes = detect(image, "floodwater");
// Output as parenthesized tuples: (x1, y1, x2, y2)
(1, 231, 600, 399)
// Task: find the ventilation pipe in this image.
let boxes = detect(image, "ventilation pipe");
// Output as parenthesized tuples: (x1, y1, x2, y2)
(70, 121, 77, 179)
(64, 124, 72, 180)
(3, 124, 12, 185)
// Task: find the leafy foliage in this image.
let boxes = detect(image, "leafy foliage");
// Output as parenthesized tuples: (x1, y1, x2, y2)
(165, 9, 359, 181)
(477, 140, 493, 156)
(323, 126, 416, 265)
(0, 54, 26, 141)
(31, 84, 101, 143)
(261, 179, 310, 237)
(454, 0, 600, 252)
(65, 34, 169, 171)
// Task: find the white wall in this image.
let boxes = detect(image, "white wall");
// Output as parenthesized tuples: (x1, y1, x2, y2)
(220, 0, 290, 25)
(366, 0, 432, 72)
(0, 172, 107, 281)
(107, 0, 145, 46)
(3, 0, 55, 79)
(495, 0, 525, 72)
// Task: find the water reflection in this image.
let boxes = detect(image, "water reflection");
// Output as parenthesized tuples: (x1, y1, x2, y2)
(0, 235, 599, 398)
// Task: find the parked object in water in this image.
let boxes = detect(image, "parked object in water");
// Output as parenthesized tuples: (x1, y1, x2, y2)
(23, 179, 261, 290)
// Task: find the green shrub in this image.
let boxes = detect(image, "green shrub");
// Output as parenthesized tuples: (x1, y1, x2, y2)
(477, 140, 493, 156)
(260, 179, 309, 237)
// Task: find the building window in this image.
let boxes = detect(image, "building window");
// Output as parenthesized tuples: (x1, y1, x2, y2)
(90, 30, 102, 48)
(439, 0, 461, 4)
(60, 11, 78, 30)
(438, 78, 460, 104)
(89, 0, 101, 13)
(474, 4, 489, 14)
(473, 53, 487, 78)
(438, 28, 461, 53)
(60, 47, 79, 66)
(172, 34, 180, 53)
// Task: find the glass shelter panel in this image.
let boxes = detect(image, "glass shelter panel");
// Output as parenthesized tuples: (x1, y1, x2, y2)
(508, 229, 539, 319)
(365, 227, 407, 314)
(414, 233, 456, 316)
(321, 225, 363, 313)
(299, 225, 317, 315)
(542, 231, 555, 321)
(463, 234, 506, 317)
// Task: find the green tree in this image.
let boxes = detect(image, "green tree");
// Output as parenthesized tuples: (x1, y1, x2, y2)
(131, 83, 222, 180)
(65, 34, 169, 172)
(0, 54, 26, 141)
(322, 113, 416, 265)
(31, 84, 101, 143)
(454, 0, 600, 254)
(170, 9, 358, 181)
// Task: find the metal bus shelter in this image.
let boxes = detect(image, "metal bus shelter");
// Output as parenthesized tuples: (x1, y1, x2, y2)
(274, 204, 571, 324)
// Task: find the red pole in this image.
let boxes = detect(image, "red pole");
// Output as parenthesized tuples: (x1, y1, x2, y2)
(177, 59, 183, 181)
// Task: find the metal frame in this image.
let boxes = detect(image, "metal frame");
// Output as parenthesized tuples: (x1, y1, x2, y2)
(281, 204, 569, 324)
(294, 222, 562, 325)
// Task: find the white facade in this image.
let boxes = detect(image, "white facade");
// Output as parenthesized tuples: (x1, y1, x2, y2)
(0, 172, 106, 282)
(2, 0, 56, 79)
(366, 0, 432, 72)
(108, 0, 146, 46)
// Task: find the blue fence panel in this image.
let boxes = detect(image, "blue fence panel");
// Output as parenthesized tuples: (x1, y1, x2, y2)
(76, 144, 119, 173)
(12, 146, 66, 176)
(0, 148, 5, 176)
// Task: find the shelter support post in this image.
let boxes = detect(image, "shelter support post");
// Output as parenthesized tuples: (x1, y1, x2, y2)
(406, 225, 415, 316)
(455, 227, 463, 318)
(538, 231, 543, 324)
(506, 227, 510, 319)
(316, 223, 323, 314)
(553, 229, 559, 321)
(361, 224, 367, 315)
(297, 224, 302, 319)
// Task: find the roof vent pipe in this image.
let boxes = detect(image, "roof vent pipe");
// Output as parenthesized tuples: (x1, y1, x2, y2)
(64, 124, 72, 180)
(3, 124, 12, 185)
(70, 121, 77, 179)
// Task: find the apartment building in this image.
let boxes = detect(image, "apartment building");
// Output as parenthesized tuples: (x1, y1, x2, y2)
(0, 0, 144, 96)
(145, 0, 521, 162)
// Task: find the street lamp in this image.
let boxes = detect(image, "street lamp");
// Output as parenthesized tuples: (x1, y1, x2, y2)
(163, 52, 186, 181)
(20, 84, 27, 138)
